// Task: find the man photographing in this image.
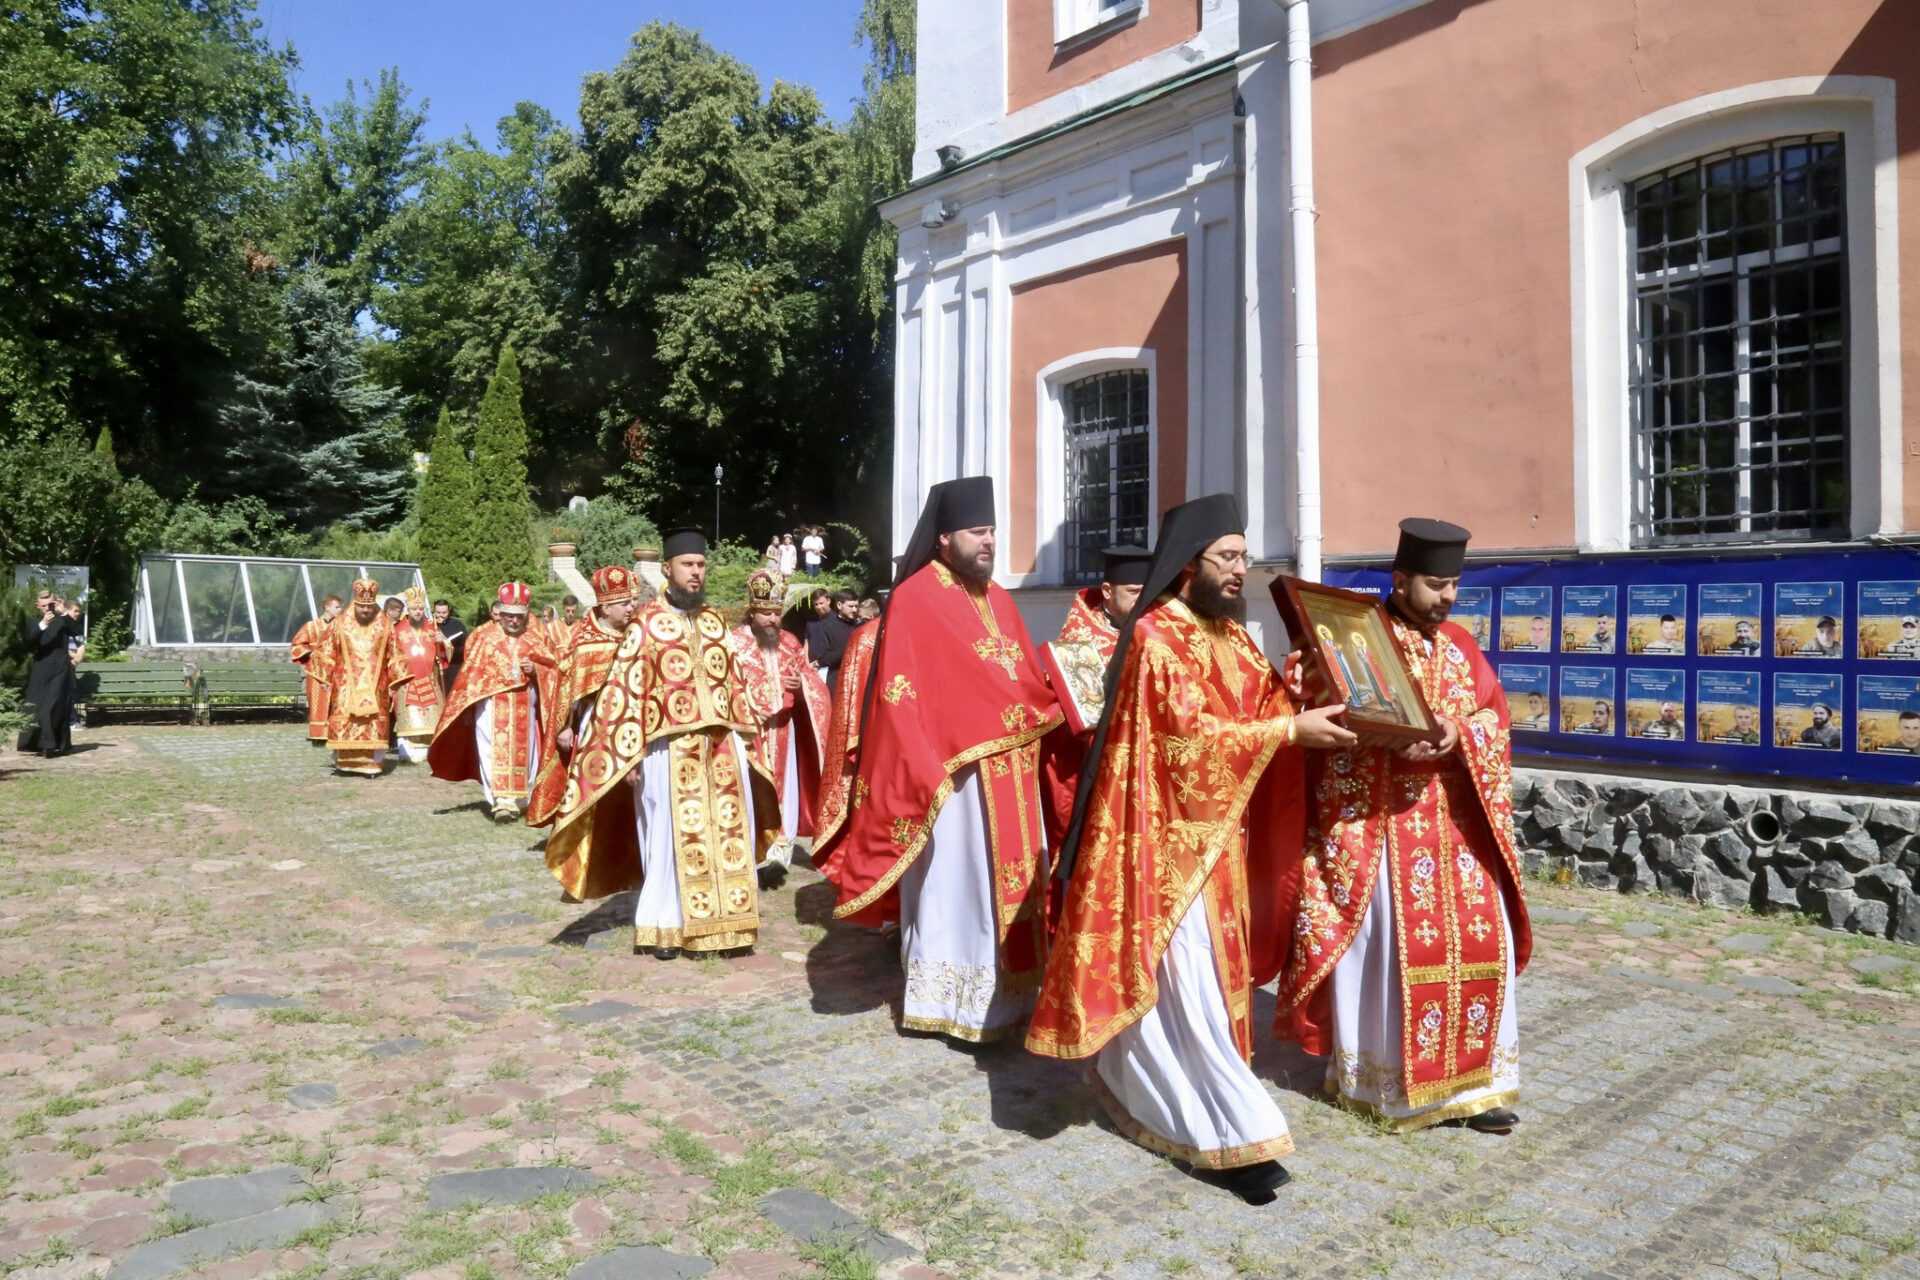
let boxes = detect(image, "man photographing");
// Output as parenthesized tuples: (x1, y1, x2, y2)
(26, 591, 81, 758)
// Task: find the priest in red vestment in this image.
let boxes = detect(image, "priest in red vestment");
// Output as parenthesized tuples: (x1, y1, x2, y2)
(817, 477, 1063, 1044)
(429, 581, 559, 823)
(730, 568, 831, 890)
(320, 579, 410, 777)
(1278, 519, 1531, 1135)
(1027, 495, 1356, 1204)
(538, 528, 765, 958)
(289, 594, 343, 745)
(528, 565, 641, 839)
(808, 613, 879, 880)
(392, 586, 450, 764)
(1036, 545, 1150, 857)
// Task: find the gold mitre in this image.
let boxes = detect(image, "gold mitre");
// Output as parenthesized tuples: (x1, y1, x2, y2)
(401, 585, 426, 610)
(746, 569, 784, 610)
(351, 577, 380, 604)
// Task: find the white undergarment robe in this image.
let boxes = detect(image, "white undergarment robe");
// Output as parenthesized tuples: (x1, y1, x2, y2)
(895, 764, 1037, 1042)
(1094, 892, 1293, 1169)
(631, 731, 759, 947)
(1325, 843, 1520, 1128)
(473, 686, 540, 812)
(763, 724, 802, 869)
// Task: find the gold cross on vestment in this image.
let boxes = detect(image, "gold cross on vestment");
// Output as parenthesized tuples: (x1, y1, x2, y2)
(1406, 811, 1430, 839)
(1467, 916, 1492, 943)
(973, 636, 1023, 680)
(1413, 919, 1440, 948)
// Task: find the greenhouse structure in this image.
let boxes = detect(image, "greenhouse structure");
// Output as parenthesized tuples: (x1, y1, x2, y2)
(134, 553, 426, 649)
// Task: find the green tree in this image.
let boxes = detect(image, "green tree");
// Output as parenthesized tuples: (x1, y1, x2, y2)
(469, 345, 538, 591)
(93, 425, 116, 471)
(0, 0, 297, 479)
(216, 269, 412, 531)
(846, 0, 916, 328)
(416, 406, 478, 598)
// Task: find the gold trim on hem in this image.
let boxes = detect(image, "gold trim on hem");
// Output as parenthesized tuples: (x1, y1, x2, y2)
(899, 1013, 1027, 1044)
(633, 925, 758, 952)
(1328, 1086, 1519, 1134)
(1091, 1072, 1295, 1168)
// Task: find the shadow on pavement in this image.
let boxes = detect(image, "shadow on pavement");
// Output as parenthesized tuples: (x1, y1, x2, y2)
(548, 891, 639, 948)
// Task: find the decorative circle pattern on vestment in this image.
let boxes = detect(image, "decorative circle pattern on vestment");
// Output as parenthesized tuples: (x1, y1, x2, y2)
(685, 889, 713, 918)
(585, 748, 616, 786)
(660, 648, 694, 683)
(718, 837, 750, 871)
(675, 757, 703, 791)
(676, 797, 706, 834)
(613, 722, 644, 760)
(563, 779, 580, 812)
(600, 685, 626, 725)
(725, 885, 751, 912)
(625, 661, 649, 696)
(702, 644, 729, 681)
(644, 699, 661, 736)
(667, 688, 698, 724)
(682, 847, 710, 876)
(648, 611, 686, 644)
(696, 612, 725, 640)
(714, 795, 741, 828)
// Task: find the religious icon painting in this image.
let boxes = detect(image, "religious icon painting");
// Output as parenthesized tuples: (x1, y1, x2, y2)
(1775, 673, 1843, 752)
(1499, 586, 1554, 653)
(1774, 582, 1844, 659)
(1626, 669, 1687, 741)
(1558, 667, 1616, 737)
(1698, 671, 1763, 747)
(1453, 587, 1494, 650)
(1698, 584, 1763, 658)
(1857, 675, 1920, 756)
(1272, 577, 1441, 745)
(1560, 585, 1619, 655)
(1499, 664, 1552, 734)
(1628, 584, 1688, 656)
(1858, 581, 1920, 661)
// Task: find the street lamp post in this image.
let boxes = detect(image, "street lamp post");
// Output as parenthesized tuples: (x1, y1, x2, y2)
(713, 464, 723, 542)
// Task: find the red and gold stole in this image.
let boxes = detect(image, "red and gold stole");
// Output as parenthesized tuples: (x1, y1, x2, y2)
(325, 614, 408, 747)
(393, 618, 445, 737)
(1028, 598, 1304, 1061)
(527, 615, 626, 826)
(1279, 618, 1532, 1108)
(543, 605, 759, 940)
(809, 619, 880, 867)
(289, 617, 333, 739)
(818, 563, 1062, 984)
(1038, 587, 1120, 856)
(428, 623, 559, 799)
(729, 627, 831, 836)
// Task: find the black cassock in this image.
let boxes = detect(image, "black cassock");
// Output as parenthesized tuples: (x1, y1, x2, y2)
(24, 615, 79, 754)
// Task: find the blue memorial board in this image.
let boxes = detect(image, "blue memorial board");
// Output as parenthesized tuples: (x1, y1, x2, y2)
(1323, 545, 1920, 786)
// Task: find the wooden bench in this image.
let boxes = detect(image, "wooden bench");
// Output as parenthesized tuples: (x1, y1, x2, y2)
(75, 663, 196, 725)
(196, 663, 308, 725)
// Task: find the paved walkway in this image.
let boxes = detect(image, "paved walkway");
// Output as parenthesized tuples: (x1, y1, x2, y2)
(0, 725, 1916, 1280)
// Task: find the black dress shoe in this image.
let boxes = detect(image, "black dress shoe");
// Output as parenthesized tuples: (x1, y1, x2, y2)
(1466, 1107, 1518, 1134)
(757, 863, 788, 891)
(1201, 1160, 1291, 1204)
(651, 946, 680, 961)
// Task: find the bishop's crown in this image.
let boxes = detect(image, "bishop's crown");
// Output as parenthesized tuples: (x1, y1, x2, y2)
(496, 581, 532, 609)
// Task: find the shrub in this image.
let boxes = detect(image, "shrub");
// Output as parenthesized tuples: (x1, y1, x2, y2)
(572, 498, 658, 576)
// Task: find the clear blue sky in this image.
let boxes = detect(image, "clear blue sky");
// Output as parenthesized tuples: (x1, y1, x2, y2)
(257, 0, 870, 143)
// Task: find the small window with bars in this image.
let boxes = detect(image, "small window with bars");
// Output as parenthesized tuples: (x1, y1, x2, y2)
(1062, 369, 1151, 583)
(1628, 134, 1848, 545)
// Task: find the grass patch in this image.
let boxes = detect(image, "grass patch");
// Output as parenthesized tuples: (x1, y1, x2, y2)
(654, 1122, 721, 1178)
(798, 1234, 879, 1280)
(146, 1210, 207, 1240)
(163, 1096, 209, 1121)
(41, 1094, 93, 1118)
(711, 1142, 793, 1209)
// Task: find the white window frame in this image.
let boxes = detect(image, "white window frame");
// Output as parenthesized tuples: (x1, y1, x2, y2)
(1032, 348, 1158, 587)
(1569, 77, 1901, 550)
(1053, 0, 1146, 49)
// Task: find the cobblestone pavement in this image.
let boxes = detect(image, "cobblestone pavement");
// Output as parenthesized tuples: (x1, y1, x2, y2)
(1, 725, 1918, 1280)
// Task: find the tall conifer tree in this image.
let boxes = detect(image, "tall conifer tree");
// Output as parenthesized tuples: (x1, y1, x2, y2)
(469, 344, 538, 593)
(416, 407, 476, 601)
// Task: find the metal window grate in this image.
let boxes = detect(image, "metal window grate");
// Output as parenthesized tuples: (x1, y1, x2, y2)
(1628, 134, 1848, 545)
(1063, 369, 1151, 583)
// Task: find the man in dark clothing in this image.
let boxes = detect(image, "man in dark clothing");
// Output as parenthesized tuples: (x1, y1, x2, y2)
(805, 590, 860, 690)
(25, 592, 80, 757)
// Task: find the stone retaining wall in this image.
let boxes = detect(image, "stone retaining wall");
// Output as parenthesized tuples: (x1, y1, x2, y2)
(1512, 767, 1919, 943)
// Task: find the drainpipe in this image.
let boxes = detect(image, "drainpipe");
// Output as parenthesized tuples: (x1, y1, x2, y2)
(1281, 0, 1322, 582)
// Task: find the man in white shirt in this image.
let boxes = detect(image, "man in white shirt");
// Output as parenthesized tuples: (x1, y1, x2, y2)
(800, 529, 825, 576)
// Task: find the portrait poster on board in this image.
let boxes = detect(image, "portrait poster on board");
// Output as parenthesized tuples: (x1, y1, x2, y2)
(1699, 584, 1763, 658)
(1500, 586, 1554, 653)
(1774, 582, 1844, 659)
(1627, 584, 1688, 656)
(1626, 669, 1687, 741)
(1452, 586, 1493, 650)
(1858, 675, 1920, 754)
(1698, 670, 1763, 746)
(1858, 581, 1920, 660)
(1561, 585, 1619, 654)
(1559, 666, 1616, 736)
(1500, 664, 1552, 733)
(1774, 673, 1843, 751)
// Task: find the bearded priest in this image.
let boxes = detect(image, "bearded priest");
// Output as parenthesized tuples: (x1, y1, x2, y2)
(290, 593, 344, 746)
(392, 586, 450, 764)
(528, 565, 642, 844)
(1027, 495, 1356, 1204)
(1036, 545, 1150, 855)
(539, 528, 765, 958)
(817, 477, 1063, 1044)
(320, 578, 409, 777)
(730, 569, 831, 890)
(1278, 519, 1531, 1135)
(429, 582, 559, 822)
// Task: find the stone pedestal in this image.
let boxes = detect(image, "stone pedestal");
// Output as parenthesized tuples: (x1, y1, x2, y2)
(546, 544, 596, 606)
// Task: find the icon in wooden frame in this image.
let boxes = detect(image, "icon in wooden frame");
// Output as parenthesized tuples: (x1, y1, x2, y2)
(1271, 576, 1442, 745)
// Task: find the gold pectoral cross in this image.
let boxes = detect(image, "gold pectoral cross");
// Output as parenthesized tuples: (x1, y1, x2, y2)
(973, 636, 1023, 679)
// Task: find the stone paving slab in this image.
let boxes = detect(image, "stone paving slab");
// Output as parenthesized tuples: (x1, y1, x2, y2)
(105, 1201, 338, 1280)
(165, 1165, 306, 1224)
(570, 1244, 715, 1279)
(426, 1165, 603, 1210)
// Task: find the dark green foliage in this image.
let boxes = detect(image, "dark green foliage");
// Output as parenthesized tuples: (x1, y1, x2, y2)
(572, 498, 659, 576)
(93, 426, 116, 470)
(468, 346, 539, 591)
(417, 406, 478, 598)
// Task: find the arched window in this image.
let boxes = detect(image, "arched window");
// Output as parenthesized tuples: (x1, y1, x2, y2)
(1062, 368, 1151, 582)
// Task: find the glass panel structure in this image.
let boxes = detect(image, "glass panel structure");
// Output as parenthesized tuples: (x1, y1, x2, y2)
(135, 555, 424, 647)
(1062, 369, 1152, 583)
(1628, 134, 1847, 545)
